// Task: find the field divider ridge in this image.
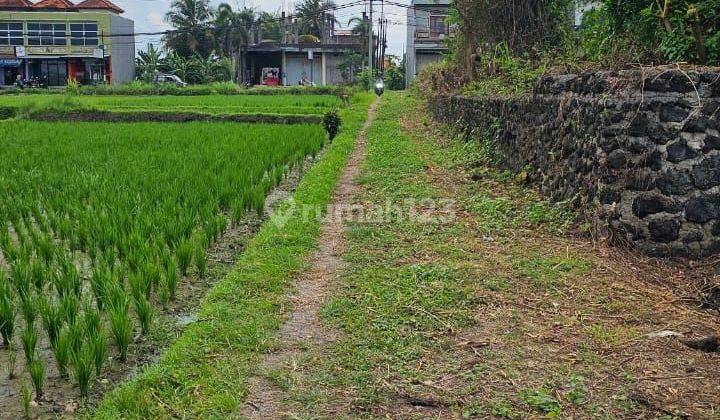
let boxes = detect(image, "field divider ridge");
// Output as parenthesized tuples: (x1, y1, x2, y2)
(90, 92, 375, 418)
(27, 110, 324, 125)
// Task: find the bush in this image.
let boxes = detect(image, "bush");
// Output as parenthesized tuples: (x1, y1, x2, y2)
(323, 109, 341, 140)
(578, 0, 720, 65)
(384, 66, 406, 91)
(356, 69, 375, 91)
(0, 106, 16, 120)
(0, 83, 349, 97)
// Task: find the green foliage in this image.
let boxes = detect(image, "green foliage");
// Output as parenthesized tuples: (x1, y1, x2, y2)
(28, 358, 44, 399)
(52, 327, 71, 378)
(67, 79, 81, 95)
(134, 294, 154, 335)
(579, 0, 720, 64)
(72, 344, 94, 399)
(90, 330, 108, 376)
(163, 0, 216, 58)
(356, 69, 375, 91)
(337, 52, 364, 85)
(520, 388, 562, 416)
(323, 109, 341, 140)
(108, 295, 132, 362)
(462, 43, 548, 96)
(39, 297, 61, 347)
(176, 238, 193, 277)
(295, 0, 337, 38)
(193, 238, 207, 278)
(21, 382, 30, 418)
(6, 344, 17, 379)
(0, 83, 347, 97)
(384, 65, 406, 91)
(0, 275, 15, 347)
(92, 93, 374, 417)
(19, 293, 37, 328)
(20, 325, 37, 364)
(136, 44, 165, 83)
(0, 106, 16, 120)
(165, 259, 179, 301)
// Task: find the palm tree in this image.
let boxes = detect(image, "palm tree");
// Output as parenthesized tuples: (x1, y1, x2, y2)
(260, 11, 282, 41)
(295, 0, 337, 38)
(348, 16, 370, 64)
(214, 4, 255, 81)
(164, 0, 215, 58)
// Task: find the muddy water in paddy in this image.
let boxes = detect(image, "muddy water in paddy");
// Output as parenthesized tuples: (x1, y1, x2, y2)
(0, 153, 318, 419)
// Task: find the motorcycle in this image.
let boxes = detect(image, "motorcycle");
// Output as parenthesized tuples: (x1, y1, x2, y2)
(374, 77, 385, 96)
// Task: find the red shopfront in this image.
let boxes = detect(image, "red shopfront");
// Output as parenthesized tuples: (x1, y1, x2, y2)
(67, 57, 111, 84)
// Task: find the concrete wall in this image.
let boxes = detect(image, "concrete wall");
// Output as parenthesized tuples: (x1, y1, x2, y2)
(429, 70, 720, 258)
(109, 14, 134, 84)
(283, 51, 344, 86)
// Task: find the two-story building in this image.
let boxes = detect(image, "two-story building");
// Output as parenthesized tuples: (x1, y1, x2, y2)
(0, 0, 134, 87)
(405, 0, 452, 86)
(242, 12, 363, 86)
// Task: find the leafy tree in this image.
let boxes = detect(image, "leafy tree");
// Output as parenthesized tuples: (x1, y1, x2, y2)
(337, 52, 364, 84)
(166, 52, 191, 82)
(164, 0, 215, 58)
(165, 53, 232, 84)
(384, 55, 406, 90)
(135, 44, 167, 82)
(295, 0, 337, 38)
(214, 4, 255, 81)
(580, 0, 720, 64)
(348, 16, 371, 63)
(261, 11, 282, 41)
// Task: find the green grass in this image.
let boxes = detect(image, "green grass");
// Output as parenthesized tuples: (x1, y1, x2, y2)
(0, 81, 347, 97)
(90, 92, 374, 417)
(269, 92, 616, 418)
(3, 94, 342, 116)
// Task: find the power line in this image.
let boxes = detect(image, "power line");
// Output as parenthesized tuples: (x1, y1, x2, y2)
(2, 0, 366, 39)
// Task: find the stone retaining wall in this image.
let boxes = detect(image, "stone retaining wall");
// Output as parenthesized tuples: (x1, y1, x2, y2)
(429, 69, 720, 257)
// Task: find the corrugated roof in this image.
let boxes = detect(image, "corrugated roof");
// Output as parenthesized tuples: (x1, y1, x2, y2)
(75, 0, 123, 13)
(0, 0, 34, 9)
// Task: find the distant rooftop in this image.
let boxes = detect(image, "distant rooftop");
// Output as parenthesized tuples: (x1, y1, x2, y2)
(410, 0, 452, 5)
(75, 0, 123, 13)
(0, 0, 33, 7)
(0, 0, 124, 12)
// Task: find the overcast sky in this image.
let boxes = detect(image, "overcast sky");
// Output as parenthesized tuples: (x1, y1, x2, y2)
(112, 0, 410, 56)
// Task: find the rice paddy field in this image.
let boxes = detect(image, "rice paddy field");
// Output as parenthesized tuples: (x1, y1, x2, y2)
(2, 94, 343, 115)
(0, 93, 336, 417)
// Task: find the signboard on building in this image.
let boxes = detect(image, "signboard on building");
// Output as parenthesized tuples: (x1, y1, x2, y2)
(0, 58, 22, 67)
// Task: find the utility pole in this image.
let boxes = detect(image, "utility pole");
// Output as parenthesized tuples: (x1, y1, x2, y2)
(368, 0, 373, 90)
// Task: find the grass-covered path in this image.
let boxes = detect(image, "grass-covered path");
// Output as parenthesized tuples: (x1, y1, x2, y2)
(242, 99, 380, 419)
(242, 92, 720, 418)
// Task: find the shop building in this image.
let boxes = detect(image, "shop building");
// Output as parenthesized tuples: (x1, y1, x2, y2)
(241, 13, 363, 86)
(0, 0, 134, 87)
